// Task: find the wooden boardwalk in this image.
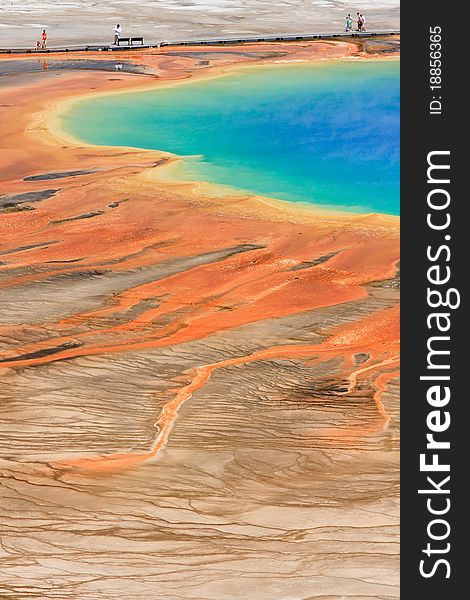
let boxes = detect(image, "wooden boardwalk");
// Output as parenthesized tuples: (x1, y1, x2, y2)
(0, 31, 399, 55)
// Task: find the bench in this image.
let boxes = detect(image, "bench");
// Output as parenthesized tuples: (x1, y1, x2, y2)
(116, 36, 144, 46)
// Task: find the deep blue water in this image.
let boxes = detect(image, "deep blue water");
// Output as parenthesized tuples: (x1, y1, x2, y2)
(66, 60, 400, 214)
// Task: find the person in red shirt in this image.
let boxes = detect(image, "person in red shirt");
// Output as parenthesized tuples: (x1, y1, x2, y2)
(41, 29, 47, 49)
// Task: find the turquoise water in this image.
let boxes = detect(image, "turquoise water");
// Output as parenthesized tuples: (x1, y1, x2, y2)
(66, 60, 400, 214)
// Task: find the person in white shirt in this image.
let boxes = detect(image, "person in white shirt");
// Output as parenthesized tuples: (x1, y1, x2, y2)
(114, 24, 121, 45)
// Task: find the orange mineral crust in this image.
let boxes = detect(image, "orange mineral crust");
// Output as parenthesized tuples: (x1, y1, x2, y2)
(0, 41, 399, 599)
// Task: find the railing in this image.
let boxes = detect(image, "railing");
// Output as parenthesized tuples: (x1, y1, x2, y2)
(0, 31, 399, 54)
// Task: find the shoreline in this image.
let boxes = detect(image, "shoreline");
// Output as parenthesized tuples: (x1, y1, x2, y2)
(48, 53, 400, 226)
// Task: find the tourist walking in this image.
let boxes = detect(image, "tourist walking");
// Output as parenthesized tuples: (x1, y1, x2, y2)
(356, 13, 362, 32)
(41, 29, 47, 48)
(344, 14, 352, 32)
(114, 23, 122, 45)
(360, 14, 366, 31)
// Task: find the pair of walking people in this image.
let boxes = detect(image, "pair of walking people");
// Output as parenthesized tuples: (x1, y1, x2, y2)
(344, 12, 366, 32)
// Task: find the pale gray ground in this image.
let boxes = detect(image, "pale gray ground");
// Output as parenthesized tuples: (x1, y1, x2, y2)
(0, 1, 399, 48)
